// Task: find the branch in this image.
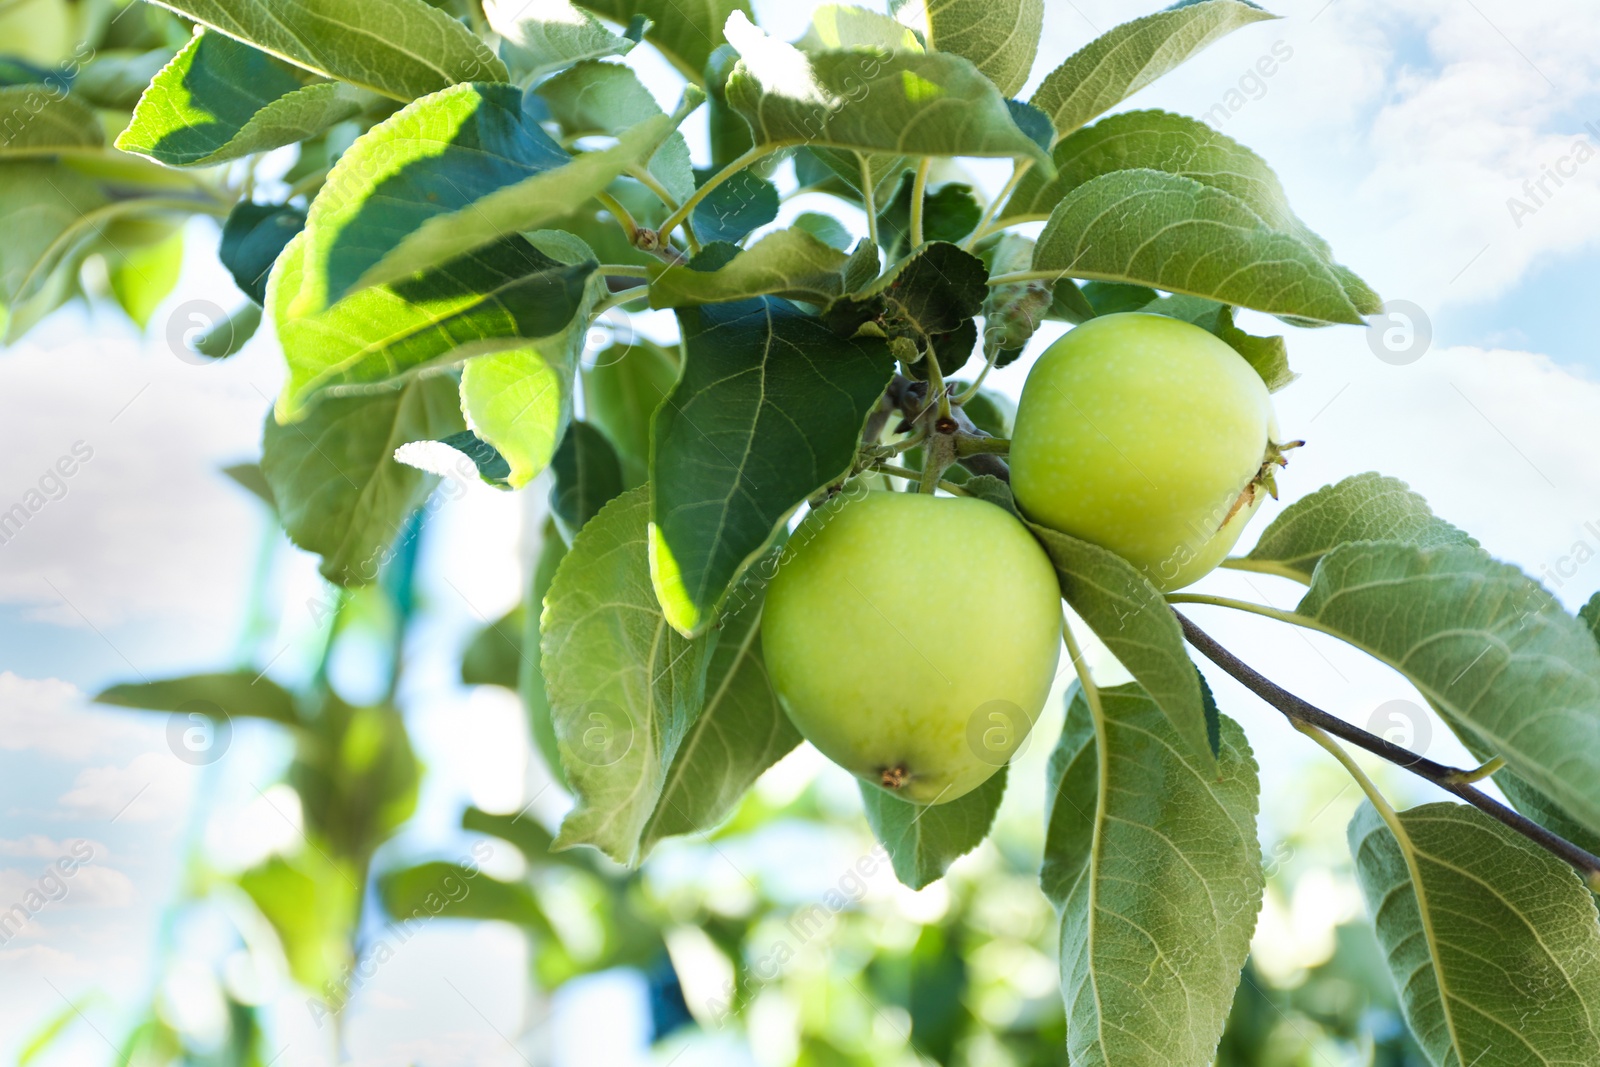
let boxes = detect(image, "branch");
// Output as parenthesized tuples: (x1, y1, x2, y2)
(1174, 609, 1600, 885)
(885, 374, 1011, 483)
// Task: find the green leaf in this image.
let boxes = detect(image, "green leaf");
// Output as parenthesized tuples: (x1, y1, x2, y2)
(650, 297, 895, 636)
(291, 697, 419, 857)
(648, 228, 851, 309)
(1348, 801, 1600, 1066)
(238, 852, 358, 991)
(798, 4, 923, 51)
(690, 166, 778, 245)
(95, 671, 299, 724)
(549, 420, 624, 540)
(723, 13, 1051, 170)
(0, 161, 107, 342)
(890, 0, 1042, 97)
(1244, 473, 1477, 581)
(639, 591, 801, 853)
(576, 0, 751, 80)
(270, 227, 596, 420)
(220, 200, 305, 305)
(1004, 109, 1379, 314)
(825, 241, 988, 360)
(792, 211, 853, 250)
(143, 0, 505, 101)
(0, 86, 103, 156)
(522, 519, 568, 785)
(104, 221, 184, 329)
(1031, 169, 1365, 326)
(462, 607, 523, 689)
(875, 175, 982, 258)
(115, 31, 370, 167)
(861, 765, 1007, 890)
(1298, 541, 1600, 837)
(1028, 520, 1215, 769)
(583, 338, 679, 487)
(1136, 294, 1295, 391)
(72, 48, 176, 111)
(978, 232, 1051, 355)
(705, 44, 754, 168)
(429, 430, 511, 486)
(223, 461, 276, 509)
(379, 861, 554, 933)
(487, 0, 641, 81)
(261, 376, 464, 586)
(534, 59, 694, 204)
(1044, 683, 1262, 1067)
(541, 487, 716, 864)
(1029, 0, 1276, 139)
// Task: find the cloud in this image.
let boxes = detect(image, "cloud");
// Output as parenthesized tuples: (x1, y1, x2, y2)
(0, 835, 106, 859)
(57, 751, 193, 824)
(0, 672, 156, 761)
(0, 863, 136, 911)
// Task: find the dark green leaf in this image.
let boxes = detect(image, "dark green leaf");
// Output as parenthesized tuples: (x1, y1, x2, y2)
(220, 201, 306, 305)
(1004, 98, 1053, 152)
(549, 420, 624, 540)
(875, 175, 982, 258)
(704, 44, 754, 168)
(95, 671, 298, 724)
(1044, 683, 1261, 1066)
(462, 607, 523, 689)
(651, 297, 895, 635)
(261, 376, 464, 586)
(434, 429, 512, 486)
(825, 242, 988, 367)
(690, 166, 778, 245)
(290, 696, 419, 857)
(861, 765, 1007, 890)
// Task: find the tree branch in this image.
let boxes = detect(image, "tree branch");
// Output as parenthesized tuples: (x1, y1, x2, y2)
(1174, 609, 1600, 885)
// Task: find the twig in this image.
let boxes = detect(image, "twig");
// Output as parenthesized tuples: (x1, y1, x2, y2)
(1174, 609, 1600, 884)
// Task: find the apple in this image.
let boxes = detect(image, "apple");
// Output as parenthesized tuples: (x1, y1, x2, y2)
(760, 490, 1062, 804)
(1010, 313, 1283, 591)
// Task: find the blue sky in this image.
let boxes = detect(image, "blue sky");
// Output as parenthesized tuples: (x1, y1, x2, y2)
(6, 0, 1600, 1062)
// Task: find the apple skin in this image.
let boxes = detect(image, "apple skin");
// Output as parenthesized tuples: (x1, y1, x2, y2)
(1010, 313, 1276, 592)
(760, 491, 1062, 805)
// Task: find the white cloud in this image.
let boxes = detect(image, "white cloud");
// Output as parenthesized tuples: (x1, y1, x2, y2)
(0, 835, 106, 859)
(0, 672, 156, 761)
(57, 751, 194, 824)
(0, 863, 136, 910)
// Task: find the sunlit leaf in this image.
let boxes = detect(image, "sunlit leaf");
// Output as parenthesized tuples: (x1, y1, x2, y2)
(890, 0, 1042, 97)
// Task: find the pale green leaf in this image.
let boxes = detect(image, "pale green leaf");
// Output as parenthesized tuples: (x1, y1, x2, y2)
(1298, 542, 1600, 837)
(105, 222, 184, 329)
(542, 487, 715, 864)
(270, 228, 596, 420)
(576, 0, 751, 80)
(1028, 519, 1215, 767)
(1044, 684, 1262, 1066)
(116, 31, 370, 167)
(647, 228, 851, 308)
(1244, 473, 1477, 581)
(0, 161, 107, 342)
(486, 0, 639, 81)
(798, 4, 922, 52)
(650, 297, 895, 636)
(723, 13, 1050, 170)
(1032, 169, 1365, 325)
(522, 519, 568, 785)
(238, 852, 358, 991)
(534, 59, 695, 204)
(1030, 0, 1275, 140)
(1349, 801, 1600, 1066)
(891, 0, 1042, 97)
(261, 375, 465, 586)
(0, 86, 103, 156)
(143, 0, 505, 100)
(861, 765, 1006, 890)
(640, 593, 801, 852)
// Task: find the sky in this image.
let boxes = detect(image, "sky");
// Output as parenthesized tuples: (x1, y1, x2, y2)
(4, 0, 1600, 1062)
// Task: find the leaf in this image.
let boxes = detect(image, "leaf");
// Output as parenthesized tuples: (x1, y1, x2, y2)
(978, 232, 1051, 355)
(0, 161, 107, 342)
(522, 519, 568, 785)
(1044, 683, 1262, 1067)
(115, 31, 369, 167)
(690, 166, 779, 245)
(875, 175, 982, 258)
(1298, 541, 1600, 837)
(723, 13, 1051, 170)
(1030, 0, 1276, 139)
(73, 48, 176, 111)
(825, 241, 988, 359)
(261, 376, 464, 586)
(270, 227, 596, 420)
(142, 0, 505, 101)
(223, 461, 276, 509)
(104, 222, 184, 329)
(549, 420, 624, 539)
(425, 430, 512, 486)
(0, 86, 103, 156)
(1031, 169, 1365, 326)
(798, 4, 923, 52)
(1027, 520, 1215, 769)
(792, 211, 853, 250)
(291, 697, 419, 857)
(639, 591, 801, 853)
(1245, 473, 1477, 581)
(541, 487, 715, 864)
(378, 861, 554, 933)
(1348, 801, 1600, 1066)
(650, 297, 895, 636)
(861, 765, 1007, 890)
(288, 81, 687, 310)
(487, 0, 640, 81)
(583, 338, 679, 487)
(1136, 294, 1295, 392)
(890, 0, 1042, 97)
(220, 200, 306, 305)
(95, 671, 299, 724)
(462, 607, 523, 689)
(238, 852, 358, 991)
(648, 228, 851, 308)
(458, 263, 595, 493)
(575, 0, 751, 80)
(534, 59, 695, 204)
(1004, 109, 1378, 314)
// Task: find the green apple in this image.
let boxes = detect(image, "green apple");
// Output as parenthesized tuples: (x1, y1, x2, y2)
(1011, 313, 1285, 591)
(760, 490, 1062, 804)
